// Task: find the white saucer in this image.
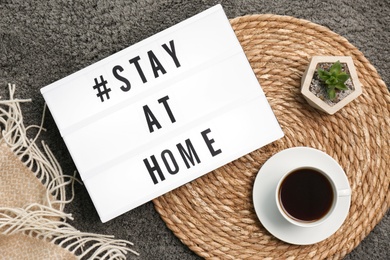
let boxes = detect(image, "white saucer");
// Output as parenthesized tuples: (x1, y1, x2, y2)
(252, 147, 351, 245)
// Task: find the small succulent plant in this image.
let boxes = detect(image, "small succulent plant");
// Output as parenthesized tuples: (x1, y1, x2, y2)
(317, 60, 350, 100)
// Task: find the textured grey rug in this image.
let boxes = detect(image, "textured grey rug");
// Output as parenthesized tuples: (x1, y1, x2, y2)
(1, 0, 388, 259)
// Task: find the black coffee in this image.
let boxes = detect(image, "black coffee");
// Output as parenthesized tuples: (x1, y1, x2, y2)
(279, 168, 334, 222)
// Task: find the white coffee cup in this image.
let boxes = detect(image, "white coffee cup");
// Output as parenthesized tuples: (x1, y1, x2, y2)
(275, 166, 351, 228)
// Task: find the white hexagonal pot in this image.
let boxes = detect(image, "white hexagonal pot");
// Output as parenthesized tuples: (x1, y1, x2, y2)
(301, 56, 362, 115)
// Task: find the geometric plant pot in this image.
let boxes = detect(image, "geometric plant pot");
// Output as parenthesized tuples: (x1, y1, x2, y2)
(301, 56, 362, 115)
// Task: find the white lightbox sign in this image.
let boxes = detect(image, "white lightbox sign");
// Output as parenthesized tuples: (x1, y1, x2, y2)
(41, 5, 284, 222)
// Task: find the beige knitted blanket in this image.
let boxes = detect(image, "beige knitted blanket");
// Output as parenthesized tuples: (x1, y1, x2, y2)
(0, 84, 138, 259)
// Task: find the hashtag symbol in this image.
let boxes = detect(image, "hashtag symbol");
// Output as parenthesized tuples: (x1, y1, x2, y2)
(92, 75, 111, 102)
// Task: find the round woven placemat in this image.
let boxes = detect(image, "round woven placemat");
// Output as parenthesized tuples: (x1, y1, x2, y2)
(153, 14, 390, 259)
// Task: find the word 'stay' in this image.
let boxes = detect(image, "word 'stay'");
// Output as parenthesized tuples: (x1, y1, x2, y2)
(92, 40, 180, 102)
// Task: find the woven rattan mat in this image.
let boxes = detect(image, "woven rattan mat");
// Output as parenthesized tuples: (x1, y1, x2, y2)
(153, 14, 390, 259)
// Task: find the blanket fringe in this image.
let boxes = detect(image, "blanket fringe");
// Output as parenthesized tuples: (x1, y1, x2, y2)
(0, 83, 73, 210)
(0, 204, 139, 259)
(0, 84, 139, 258)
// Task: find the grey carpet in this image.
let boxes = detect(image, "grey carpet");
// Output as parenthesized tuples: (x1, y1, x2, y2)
(0, 0, 389, 259)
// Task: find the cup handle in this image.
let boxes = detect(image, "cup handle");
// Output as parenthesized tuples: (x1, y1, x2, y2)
(338, 188, 351, 197)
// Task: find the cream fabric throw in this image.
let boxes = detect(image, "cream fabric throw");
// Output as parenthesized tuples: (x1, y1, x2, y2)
(0, 84, 138, 259)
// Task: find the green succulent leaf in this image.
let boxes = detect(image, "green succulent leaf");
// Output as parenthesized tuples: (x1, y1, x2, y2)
(317, 68, 330, 80)
(335, 83, 348, 90)
(337, 73, 350, 83)
(329, 61, 342, 74)
(327, 88, 336, 100)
